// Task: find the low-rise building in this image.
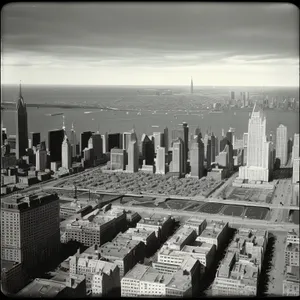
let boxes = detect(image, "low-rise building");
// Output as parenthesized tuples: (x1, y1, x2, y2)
(121, 264, 192, 297)
(136, 214, 173, 243)
(182, 218, 207, 235)
(283, 266, 300, 296)
(194, 221, 229, 250)
(60, 201, 91, 219)
(17, 274, 86, 298)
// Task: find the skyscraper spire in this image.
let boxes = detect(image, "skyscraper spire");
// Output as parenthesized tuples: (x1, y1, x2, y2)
(62, 115, 66, 131)
(19, 80, 23, 99)
(71, 122, 74, 131)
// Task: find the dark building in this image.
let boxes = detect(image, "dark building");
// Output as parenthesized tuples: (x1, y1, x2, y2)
(16, 83, 28, 159)
(211, 133, 216, 163)
(194, 127, 202, 138)
(80, 131, 93, 153)
(108, 133, 121, 152)
(163, 127, 169, 152)
(226, 131, 233, 145)
(288, 138, 293, 155)
(220, 136, 228, 153)
(206, 137, 212, 169)
(182, 122, 189, 174)
(48, 129, 64, 162)
(2, 130, 7, 144)
(141, 134, 155, 165)
(31, 132, 40, 148)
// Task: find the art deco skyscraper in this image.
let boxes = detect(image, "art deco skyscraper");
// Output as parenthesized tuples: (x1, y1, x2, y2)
(190, 135, 204, 179)
(276, 124, 288, 166)
(62, 134, 72, 169)
(16, 82, 28, 159)
(238, 104, 271, 182)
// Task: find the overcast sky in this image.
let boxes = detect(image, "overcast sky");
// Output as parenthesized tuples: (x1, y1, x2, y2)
(1, 3, 299, 86)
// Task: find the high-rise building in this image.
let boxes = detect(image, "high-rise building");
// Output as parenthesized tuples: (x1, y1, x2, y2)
(31, 132, 40, 148)
(127, 139, 139, 173)
(276, 124, 288, 166)
(88, 132, 103, 160)
(48, 129, 64, 162)
(191, 77, 194, 94)
(292, 133, 299, 161)
(171, 129, 184, 145)
(36, 141, 47, 172)
(80, 131, 93, 154)
(110, 149, 126, 170)
(238, 104, 271, 182)
(190, 135, 204, 179)
(226, 131, 233, 145)
(164, 127, 169, 152)
(156, 146, 166, 174)
(123, 131, 134, 151)
(194, 127, 201, 138)
(215, 136, 219, 157)
(141, 134, 154, 165)
(1, 192, 60, 276)
(16, 83, 28, 159)
(70, 123, 77, 158)
(183, 122, 189, 173)
(101, 132, 109, 154)
(172, 138, 184, 175)
(288, 138, 293, 156)
(108, 133, 121, 152)
(153, 132, 164, 153)
(230, 91, 235, 104)
(62, 134, 72, 170)
(292, 158, 300, 184)
(211, 133, 216, 163)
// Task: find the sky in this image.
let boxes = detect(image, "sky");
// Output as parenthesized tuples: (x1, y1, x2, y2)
(1, 3, 299, 86)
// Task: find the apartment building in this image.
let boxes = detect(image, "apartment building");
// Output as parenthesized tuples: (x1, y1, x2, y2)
(212, 252, 259, 296)
(121, 264, 192, 297)
(136, 214, 173, 242)
(283, 266, 300, 296)
(69, 252, 120, 296)
(1, 191, 60, 276)
(194, 221, 229, 250)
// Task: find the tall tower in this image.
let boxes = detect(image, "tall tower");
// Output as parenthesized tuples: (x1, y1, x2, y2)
(36, 141, 47, 172)
(163, 127, 169, 152)
(190, 77, 193, 94)
(182, 122, 189, 174)
(70, 123, 77, 158)
(276, 124, 288, 166)
(238, 103, 270, 182)
(190, 135, 204, 179)
(172, 138, 184, 175)
(16, 82, 28, 159)
(62, 134, 72, 169)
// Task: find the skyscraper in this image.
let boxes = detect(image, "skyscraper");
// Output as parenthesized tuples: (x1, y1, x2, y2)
(16, 82, 28, 159)
(31, 132, 40, 148)
(80, 131, 93, 154)
(123, 131, 134, 151)
(127, 139, 139, 173)
(215, 136, 219, 157)
(108, 133, 121, 152)
(292, 133, 299, 161)
(163, 127, 169, 152)
(182, 122, 189, 173)
(141, 134, 154, 165)
(238, 104, 271, 182)
(194, 127, 202, 139)
(70, 123, 77, 158)
(36, 141, 47, 172)
(190, 77, 193, 94)
(88, 132, 103, 160)
(156, 146, 166, 174)
(48, 129, 64, 162)
(153, 132, 164, 153)
(211, 133, 216, 163)
(292, 158, 300, 184)
(276, 124, 288, 166)
(62, 134, 72, 169)
(230, 91, 235, 104)
(190, 135, 204, 179)
(101, 132, 109, 154)
(172, 138, 184, 175)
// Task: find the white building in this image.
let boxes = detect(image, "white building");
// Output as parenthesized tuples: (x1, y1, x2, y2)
(293, 158, 300, 184)
(153, 132, 164, 153)
(35, 142, 47, 172)
(156, 146, 166, 174)
(276, 124, 288, 166)
(238, 104, 271, 182)
(101, 132, 108, 154)
(61, 134, 72, 169)
(292, 133, 299, 161)
(126, 139, 139, 173)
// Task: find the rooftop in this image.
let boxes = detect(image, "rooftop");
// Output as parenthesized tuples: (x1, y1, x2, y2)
(285, 266, 300, 283)
(184, 218, 206, 227)
(1, 260, 21, 272)
(138, 214, 170, 226)
(166, 227, 195, 247)
(122, 263, 149, 280)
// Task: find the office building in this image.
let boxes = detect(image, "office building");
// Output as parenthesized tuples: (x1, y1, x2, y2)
(164, 226, 197, 251)
(276, 124, 288, 166)
(69, 253, 120, 296)
(30, 132, 40, 148)
(226, 130, 233, 145)
(110, 148, 126, 170)
(164, 127, 169, 152)
(35, 141, 47, 172)
(292, 158, 299, 184)
(285, 230, 299, 267)
(171, 130, 184, 145)
(156, 146, 166, 174)
(230, 91, 235, 104)
(190, 135, 204, 179)
(127, 139, 139, 173)
(171, 138, 184, 175)
(62, 134, 72, 170)
(215, 136, 219, 157)
(48, 129, 64, 163)
(292, 133, 299, 160)
(141, 134, 154, 165)
(211, 133, 216, 163)
(238, 104, 271, 182)
(88, 132, 102, 160)
(121, 264, 192, 297)
(70, 123, 78, 158)
(204, 134, 212, 169)
(101, 132, 108, 154)
(15, 83, 28, 159)
(283, 266, 300, 296)
(17, 274, 86, 298)
(123, 131, 135, 151)
(80, 131, 93, 154)
(108, 133, 121, 152)
(153, 132, 164, 153)
(288, 137, 293, 156)
(1, 191, 60, 276)
(182, 122, 189, 173)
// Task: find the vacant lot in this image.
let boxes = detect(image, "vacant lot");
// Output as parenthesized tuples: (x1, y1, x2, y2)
(199, 202, 224, 214)
(228, 187, 273, 203)
(57, 170, 223, 197)
(184, 202, 206, 212)
(244, 207, 269, 220)
(165, 199, 195, 210)
(222, 205, 245, 217)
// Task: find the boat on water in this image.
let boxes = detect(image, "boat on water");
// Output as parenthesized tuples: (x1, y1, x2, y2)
(152, 125, 159, 128)
(209, 110, 223, 114)
(84, 111, 92, 114)
(137, 112, 141, 115)
(126, 112, 129, 115)
(46, 112, 64, 117)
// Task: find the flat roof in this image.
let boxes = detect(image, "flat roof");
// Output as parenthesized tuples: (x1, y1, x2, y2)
(1, 260, 21, 272)
(122, 263, 149, 280)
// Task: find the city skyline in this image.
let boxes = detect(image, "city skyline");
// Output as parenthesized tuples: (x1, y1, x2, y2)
(2, 3, 299, 87)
